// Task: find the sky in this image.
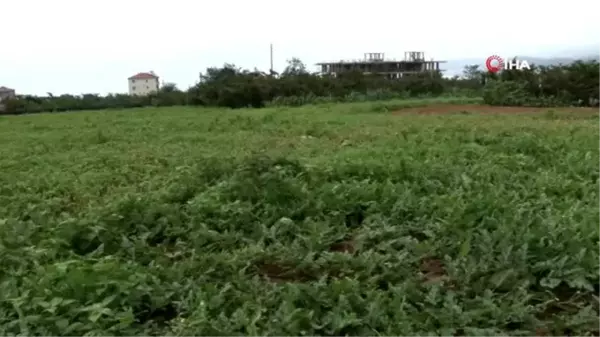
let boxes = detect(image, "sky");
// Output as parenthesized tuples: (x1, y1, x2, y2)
(0, 0, 598, 96)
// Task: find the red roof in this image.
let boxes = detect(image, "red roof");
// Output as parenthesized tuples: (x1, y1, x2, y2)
(128, 72, 158, 80)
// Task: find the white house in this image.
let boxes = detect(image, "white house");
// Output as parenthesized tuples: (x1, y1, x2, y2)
(128, 72, 159, 96)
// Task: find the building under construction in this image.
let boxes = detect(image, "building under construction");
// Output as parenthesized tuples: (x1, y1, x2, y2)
(316, 51, 445, 79)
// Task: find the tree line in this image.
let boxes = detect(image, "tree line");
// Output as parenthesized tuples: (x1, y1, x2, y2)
(481, 59, 599, 107)
(1, 58, 598, 115)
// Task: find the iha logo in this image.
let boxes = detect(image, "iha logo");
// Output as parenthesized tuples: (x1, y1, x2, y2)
(485, 55, 531, 73)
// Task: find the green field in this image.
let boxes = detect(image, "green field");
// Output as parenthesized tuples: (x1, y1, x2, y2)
(0, 100, 598, 335)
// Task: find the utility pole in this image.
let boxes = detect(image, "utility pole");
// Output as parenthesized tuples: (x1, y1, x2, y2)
(270, 43, 274, 74)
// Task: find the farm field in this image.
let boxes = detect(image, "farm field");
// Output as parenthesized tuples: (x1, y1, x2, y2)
(0, 100, 598, 335)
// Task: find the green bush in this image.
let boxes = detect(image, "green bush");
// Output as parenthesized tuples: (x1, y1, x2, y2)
(483, 59, 599, 107)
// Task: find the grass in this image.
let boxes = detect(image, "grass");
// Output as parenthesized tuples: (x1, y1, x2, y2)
(0, 100, 598, 336)
(267, 94, 483, 108)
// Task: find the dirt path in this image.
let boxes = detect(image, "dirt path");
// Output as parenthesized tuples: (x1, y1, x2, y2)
(393, 104, 599, 115)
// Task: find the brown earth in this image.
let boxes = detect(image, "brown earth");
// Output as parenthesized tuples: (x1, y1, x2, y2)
(392, 104, 599, 115)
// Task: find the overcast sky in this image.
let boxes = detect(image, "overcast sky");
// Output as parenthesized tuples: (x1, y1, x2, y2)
(1, 0, 597, 96)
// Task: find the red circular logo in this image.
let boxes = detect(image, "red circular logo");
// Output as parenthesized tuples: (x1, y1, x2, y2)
(485, 55, 504, 73)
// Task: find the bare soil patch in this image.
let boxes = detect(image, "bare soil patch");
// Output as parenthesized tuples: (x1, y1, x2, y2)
(419, 257, 448, 285)
(256, 239, 358, 284)
(255, 261, 316, 283)
(393, 104, 598, 115)
(328, 238, 356, 254)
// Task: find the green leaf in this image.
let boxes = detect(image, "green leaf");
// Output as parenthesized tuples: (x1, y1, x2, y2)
(540, 277, 562, 289)
(566, 276, 594, 291)
(55, 319, 69, 330)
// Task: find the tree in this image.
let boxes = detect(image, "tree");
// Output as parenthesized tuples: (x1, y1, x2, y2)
(462, 65, 482, 80)
(282, 58, 308, 76)
(160, 83, 179, 93)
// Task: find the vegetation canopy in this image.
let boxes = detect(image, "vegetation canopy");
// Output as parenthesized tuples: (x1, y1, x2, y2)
(0, 100, 598, 335)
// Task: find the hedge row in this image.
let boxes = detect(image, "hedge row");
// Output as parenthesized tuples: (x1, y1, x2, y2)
(2, 59, 597, 115)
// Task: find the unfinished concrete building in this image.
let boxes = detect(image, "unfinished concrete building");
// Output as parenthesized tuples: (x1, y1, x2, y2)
(316, 51, 445, 79)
